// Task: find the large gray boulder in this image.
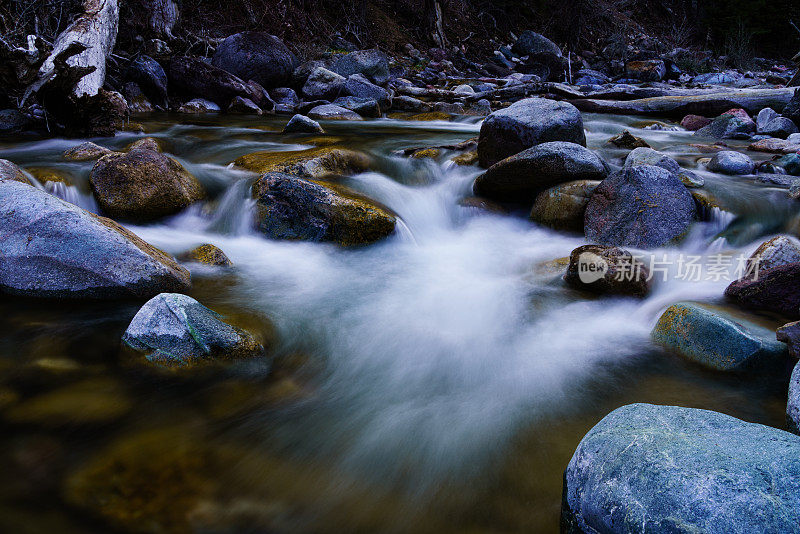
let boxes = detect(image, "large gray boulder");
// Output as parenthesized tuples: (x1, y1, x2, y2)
(477, 98, 586, 167)
(584, 165, 696, 248)
(0, 159, 30, 184)
(0, 180, 190, 299)
(123, 293, 263, 367)
(562, 403, 800, 533)
(473, 142, 607, 203)
(302, 67, 345, 101)
(332, 49, 390, 86)
(343, 73, 391, 111)
(211, 32, 297, 88)
(624, 147, 703, 187)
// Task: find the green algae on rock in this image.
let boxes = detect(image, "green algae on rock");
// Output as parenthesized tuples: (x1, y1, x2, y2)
(652, 302, 787, 371)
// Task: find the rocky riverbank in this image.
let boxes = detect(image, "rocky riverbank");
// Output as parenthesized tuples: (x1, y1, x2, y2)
(2, 12, 800, 534)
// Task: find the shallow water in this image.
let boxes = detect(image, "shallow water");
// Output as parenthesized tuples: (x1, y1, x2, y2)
(0, 112, 795, 533)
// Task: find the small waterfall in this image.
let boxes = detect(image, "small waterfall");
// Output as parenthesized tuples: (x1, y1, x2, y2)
(205, 178, 256, 236)
(44, 181, 98, 212)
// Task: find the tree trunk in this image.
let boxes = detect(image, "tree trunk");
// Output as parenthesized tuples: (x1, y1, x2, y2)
(25, 0, 119, 102)
(144, 0, 179, 40)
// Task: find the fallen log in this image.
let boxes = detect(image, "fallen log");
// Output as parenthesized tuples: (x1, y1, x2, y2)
(570, 88, 796, 117)
(24, 0, 119, 102)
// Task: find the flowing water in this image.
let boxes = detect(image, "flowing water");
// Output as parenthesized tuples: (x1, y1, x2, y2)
(0, 113, 795, 533)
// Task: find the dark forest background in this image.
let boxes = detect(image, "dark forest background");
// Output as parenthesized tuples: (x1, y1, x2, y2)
(2, 0, 799, 61)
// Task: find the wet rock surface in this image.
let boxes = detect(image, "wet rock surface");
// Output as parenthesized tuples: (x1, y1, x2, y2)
(563, 403, 800, 534)
(0, 180, 190, 299)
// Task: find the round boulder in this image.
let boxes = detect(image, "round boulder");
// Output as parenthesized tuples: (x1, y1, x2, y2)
(474, 141, 607, 203)
(530, 180, 600, 233)
(564, 244, 652, 297)
(477, 98, 586, 167)
(707, 150, 755, 175)
(211, 32, 297, 88)
(89, 148, 206, 222)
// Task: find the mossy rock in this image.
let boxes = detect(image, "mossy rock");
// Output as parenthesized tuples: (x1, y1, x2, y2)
(451, 150, 479, 166)
(28, 167, 72, 185)
(253, 172, 395, 246)
(4, 377, 132, 426)
(409, 147, 441, 159)
(125, 137, 162, 152)
(177, 244, 233, 267)
(530, 180, 600, 233)
(63, 142, 114, 162)
(652, 302, 787, 371)
(89, 148, 207, 222)
(233, 146, 371, 177)
(407, 111, 451, 121)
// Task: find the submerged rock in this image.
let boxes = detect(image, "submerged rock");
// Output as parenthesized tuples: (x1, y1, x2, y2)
(63, 141, 113, 162)
(707, 150, 755, 175)
(477, 98, 586, 167)
(211, 32, 297, 88)
(282, 114, 324, 134)
(584, 165, 696, 249)
(177, 244, 233, 267)
(0, 180, 190, 299)
(562, 403, 800, 533)
(725, 262, 800, 318)
(530, 180, 600, 233)
(123, 293, 263, 366)
(4, 378, 131, 426)
(474, 142, 606, 203)
(234, 146, 370, 177)
(652, 302, 787, 371)
(253, 172, 395, 246)
(564, 244, 651, 297)
(89, 148, 206, 222)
